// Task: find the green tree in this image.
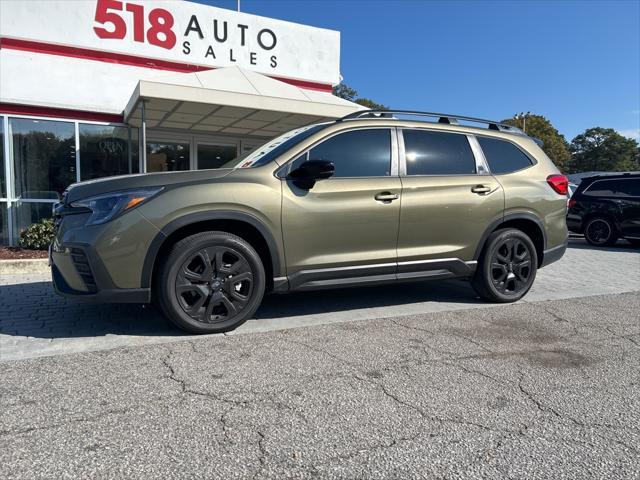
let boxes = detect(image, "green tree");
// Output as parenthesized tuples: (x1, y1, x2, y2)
(332, 83, 358, 102)
(332, 82, 387, 110)
(568, 127, 640, 173)
(502, 114, 571, 172)
(354, 98, 388, 110)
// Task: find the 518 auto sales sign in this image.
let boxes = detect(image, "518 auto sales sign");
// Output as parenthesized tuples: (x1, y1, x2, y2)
(0, 0, 341, 86)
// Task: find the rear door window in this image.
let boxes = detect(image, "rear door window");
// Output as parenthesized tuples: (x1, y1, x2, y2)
(402, 129, 476, 175)
(477, 136, 533, 174)
(585, 179, 640, 197)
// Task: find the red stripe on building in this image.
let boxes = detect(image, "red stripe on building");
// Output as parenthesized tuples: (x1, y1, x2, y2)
(0, 37, 334, 92)
(0, 103, 124, 123)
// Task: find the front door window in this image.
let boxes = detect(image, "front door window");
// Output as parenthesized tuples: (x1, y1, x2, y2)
(147, 141, 190, 172)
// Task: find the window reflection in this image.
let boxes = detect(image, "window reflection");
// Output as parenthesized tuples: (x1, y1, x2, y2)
(197, 144, 237, 169)
(147, 142, 190, 172)
(11, 118, 76, 199)
(80, 124, 133, 180)
(0, 119, 5, 197)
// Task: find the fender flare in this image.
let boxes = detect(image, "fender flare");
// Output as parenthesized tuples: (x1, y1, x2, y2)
(473, 212, 547, 261)
(140, 211, 282, 288)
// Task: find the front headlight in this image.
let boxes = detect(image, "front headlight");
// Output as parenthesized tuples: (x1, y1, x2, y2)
(70, 188, 163, 226)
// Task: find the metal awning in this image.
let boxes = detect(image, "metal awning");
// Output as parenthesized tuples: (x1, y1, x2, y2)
(124, 66, 364, 138)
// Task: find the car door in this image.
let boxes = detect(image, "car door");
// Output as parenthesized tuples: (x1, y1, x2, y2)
(281, 127, 402, 288)
(607, 178, 640, 239)
(396, 128, 504, 277)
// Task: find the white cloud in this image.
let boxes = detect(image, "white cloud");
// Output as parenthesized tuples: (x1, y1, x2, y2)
(617, 128, 640, 140)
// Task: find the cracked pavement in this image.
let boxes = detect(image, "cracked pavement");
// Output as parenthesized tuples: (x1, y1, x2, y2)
(1, 292, 639, 479)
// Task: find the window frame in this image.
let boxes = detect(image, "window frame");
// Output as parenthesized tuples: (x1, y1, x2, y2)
(473, 133, 537, 175)
(275, 126, 399, 179)
(398, 127, 488, 177)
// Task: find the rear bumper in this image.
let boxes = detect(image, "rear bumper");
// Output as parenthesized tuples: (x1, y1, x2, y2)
(566, 215, 582, 234)
(50, 243, 150, 304)
(540, 240, 567, 268)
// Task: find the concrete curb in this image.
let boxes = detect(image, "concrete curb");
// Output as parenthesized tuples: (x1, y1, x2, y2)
(0, 259, 50, 275)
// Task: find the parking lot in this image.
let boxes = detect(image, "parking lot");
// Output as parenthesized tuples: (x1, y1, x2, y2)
(0, 238, 638, 362)
(1, 238, 639, 479)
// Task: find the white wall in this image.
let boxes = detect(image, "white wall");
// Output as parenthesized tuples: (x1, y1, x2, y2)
(0, 0, 341, 115)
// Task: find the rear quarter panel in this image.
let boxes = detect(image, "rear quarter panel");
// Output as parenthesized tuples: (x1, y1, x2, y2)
(495, 139, 568, 249)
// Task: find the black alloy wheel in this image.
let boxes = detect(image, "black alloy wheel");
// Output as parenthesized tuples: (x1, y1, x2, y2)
(584, 217, 617, 247)
(176, 246, 253, 324)
(489, 237, 532, 295)
(156, 231, 265, 334)
(472, 228, 538, 303)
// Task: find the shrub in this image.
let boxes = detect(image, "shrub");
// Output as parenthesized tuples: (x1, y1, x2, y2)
(18, 219, 56, 250)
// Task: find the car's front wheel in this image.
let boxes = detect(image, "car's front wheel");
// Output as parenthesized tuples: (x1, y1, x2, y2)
(156, 231, 265, 334)
(472, 228, 538, 303)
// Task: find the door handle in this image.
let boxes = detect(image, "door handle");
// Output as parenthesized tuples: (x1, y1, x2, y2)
(471, 185, 492, 194)
(374, 192, 399, 202)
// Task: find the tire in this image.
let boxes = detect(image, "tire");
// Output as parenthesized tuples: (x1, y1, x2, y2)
(627, 239, 640, 248)
(472, 228, 538, 303)
(155, 231, 266, 334)
(584, 217, 618, 247)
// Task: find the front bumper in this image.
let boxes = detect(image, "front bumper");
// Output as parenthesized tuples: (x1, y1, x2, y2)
(50, 243, 150, 303)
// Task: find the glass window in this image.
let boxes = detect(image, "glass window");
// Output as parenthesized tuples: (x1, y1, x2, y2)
(130, 128, 140, 174)
(477, 136, 532, 174)
(11, 118, 76, 200)
(0, 202, 7, 245)
(223, 123, 329, 169)
(197, 144, 237, 169)
(1, 119, 5, 197)
(79, 124, 133, 180)
(15, 202, 53, 238)
(585, 179, 640, 197)
(306, 129, 391, 177)
(617, 179, 640, 196)
(147, 141, 190, 172)
(403, 130, 476, 175)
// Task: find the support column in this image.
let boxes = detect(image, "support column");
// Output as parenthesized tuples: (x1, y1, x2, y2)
(140, 101, 147, 174)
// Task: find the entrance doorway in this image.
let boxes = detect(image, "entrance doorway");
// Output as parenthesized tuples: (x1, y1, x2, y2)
(143, 132, 265, 173)
(146, 138, 191, 172)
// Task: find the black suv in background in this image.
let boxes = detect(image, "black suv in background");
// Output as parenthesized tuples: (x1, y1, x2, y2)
(567, 173, 640, 247)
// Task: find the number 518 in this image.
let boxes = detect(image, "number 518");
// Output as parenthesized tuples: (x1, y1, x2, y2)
(93, 0, 177, 50)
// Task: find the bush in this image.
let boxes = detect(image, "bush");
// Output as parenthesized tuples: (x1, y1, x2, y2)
(18, 219, 56, 250)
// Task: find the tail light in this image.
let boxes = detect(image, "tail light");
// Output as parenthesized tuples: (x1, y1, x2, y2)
(546, 174, 569, 195)
(568, 198, 576, 209)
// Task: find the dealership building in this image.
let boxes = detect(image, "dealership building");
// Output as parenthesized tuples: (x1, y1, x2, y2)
(0, 0, 361, 245)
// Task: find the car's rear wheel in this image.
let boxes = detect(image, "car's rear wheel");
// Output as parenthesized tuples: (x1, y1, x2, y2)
(156, 231, 265, 334)
(584, 217, 617, 247)
(472, 228, 538, 303)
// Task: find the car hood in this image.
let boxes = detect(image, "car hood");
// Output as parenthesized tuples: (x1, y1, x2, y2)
(63, 169, 235, 204)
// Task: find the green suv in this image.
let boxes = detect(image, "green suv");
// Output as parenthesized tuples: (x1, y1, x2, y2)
(51, 110, 569, 333)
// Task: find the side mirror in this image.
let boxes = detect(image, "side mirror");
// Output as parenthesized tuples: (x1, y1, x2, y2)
(287, 159, 335, 189)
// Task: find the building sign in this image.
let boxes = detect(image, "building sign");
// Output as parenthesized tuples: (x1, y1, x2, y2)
(0, 0, 340, 85)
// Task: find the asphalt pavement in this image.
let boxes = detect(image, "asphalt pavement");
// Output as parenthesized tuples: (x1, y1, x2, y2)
(1, 292, 639, 479)
(1, 237, 639, 361)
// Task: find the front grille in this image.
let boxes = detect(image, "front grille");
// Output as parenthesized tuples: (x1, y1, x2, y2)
(70, 248, 97, 292)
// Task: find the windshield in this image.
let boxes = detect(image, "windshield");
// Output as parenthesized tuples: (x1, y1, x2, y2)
(222, 123, 330, 169)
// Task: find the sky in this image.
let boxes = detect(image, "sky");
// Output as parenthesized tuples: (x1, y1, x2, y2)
(198, 0, 640, 142)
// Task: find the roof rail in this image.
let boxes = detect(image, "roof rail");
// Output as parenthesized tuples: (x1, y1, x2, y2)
(338, 109, 525, 135)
